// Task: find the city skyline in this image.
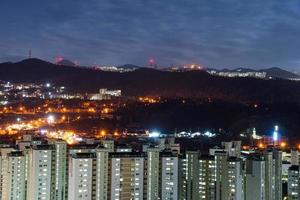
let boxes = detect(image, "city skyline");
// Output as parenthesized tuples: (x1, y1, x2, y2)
(1, 1, 300, 71)
(0, 134, 291, 200)
(1, 1, 300, 199)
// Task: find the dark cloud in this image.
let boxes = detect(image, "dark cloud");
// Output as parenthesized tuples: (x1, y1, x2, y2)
(0, 0, 300, 71)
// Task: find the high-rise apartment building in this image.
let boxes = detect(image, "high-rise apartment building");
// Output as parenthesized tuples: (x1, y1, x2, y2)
(215, 151, 244, 200)
(198, 155, 216, 200)
(68, 153, 95, 200)
(161, 152, 180, 200)
(0, 147, 15, 199)
(245, 156, 265, 200)
(3, 151, 26, 200)
(291, 150, 299, 166)
(273, 150, 283, 200)
(288, 165, 299, 200)
(27, 145, 54, 200)
(95, 148, 109, 200)
(0, 139, 292, 200)
(181, 151, 200, 200)
(147, 148, 160, 200)
(110, 152, 145, 200)
(48, 139, 67, 200)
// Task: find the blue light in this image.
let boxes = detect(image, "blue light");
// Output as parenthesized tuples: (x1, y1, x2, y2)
(273, 131, 278, 141)
(273, 125, 279, 141)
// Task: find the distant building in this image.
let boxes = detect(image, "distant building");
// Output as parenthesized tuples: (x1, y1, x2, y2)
(207, 70, 267, 79)
(90, 88, 121, 100)
(94, 65, 136, 72)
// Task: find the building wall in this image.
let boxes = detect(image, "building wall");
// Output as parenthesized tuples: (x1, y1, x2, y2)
(27, 148, 53, 200)
(96, 149, 109, 200)
(264, 152, 275, 200)
(245, 159, 265, 200)
(182, 151, 200, 200)
(273, 150, 282, 200)
(288, 168, 299, 200)
(4, 154, 26, 200)
(199, 158, 216, 200)
(161, 156, 179, 200)
(147, 148, 160, 200)
(111, 157, 144, 200)
(68, 157, 94, 200)
(0, 148, 14, 199)
(215, 151, 227, 200)
(53, 141, 67, 200)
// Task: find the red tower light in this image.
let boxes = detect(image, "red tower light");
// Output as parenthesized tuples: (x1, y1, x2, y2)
(148, 58, 156, 68)
(55, 56, 64, 65)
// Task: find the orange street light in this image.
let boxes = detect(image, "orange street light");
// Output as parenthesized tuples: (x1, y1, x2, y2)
(280, 142, 287, 148)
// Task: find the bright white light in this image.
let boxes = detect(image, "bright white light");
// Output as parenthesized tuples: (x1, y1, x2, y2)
(16, 118, 21, 122)
(149, 131, 160, 137)
(204, 131, 215, 137)
(46, 83, 51, 88)
(275, 125, 279, 132)
(191, 132, 201, 137)
(47, 115, 55, 124)
(0, 101, 8, 105)
(40, 129, 48, 135)
(74, 136, 83, 142)
(253, 128, 256, 137)
(252, 128, 262, 139)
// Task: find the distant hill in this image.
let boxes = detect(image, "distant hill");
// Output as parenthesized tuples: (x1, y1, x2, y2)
(260, 67, 300, 79)
(1, 59, 300, 103)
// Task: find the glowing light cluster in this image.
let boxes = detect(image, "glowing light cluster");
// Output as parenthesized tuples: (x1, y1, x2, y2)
(47, 115, 55, 124)
(41, 129, 82, 144)
(139, 97, 158, 104)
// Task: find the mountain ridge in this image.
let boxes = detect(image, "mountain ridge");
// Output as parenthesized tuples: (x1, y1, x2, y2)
(1, 58, 300, 103)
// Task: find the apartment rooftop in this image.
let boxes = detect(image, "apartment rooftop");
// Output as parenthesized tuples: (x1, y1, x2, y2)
(110, 152, 146, 158)
(32, 144, 55, 150)
(71, 152, 96, 159)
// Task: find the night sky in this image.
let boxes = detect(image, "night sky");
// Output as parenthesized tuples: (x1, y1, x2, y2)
(1, 0, 300, 71)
